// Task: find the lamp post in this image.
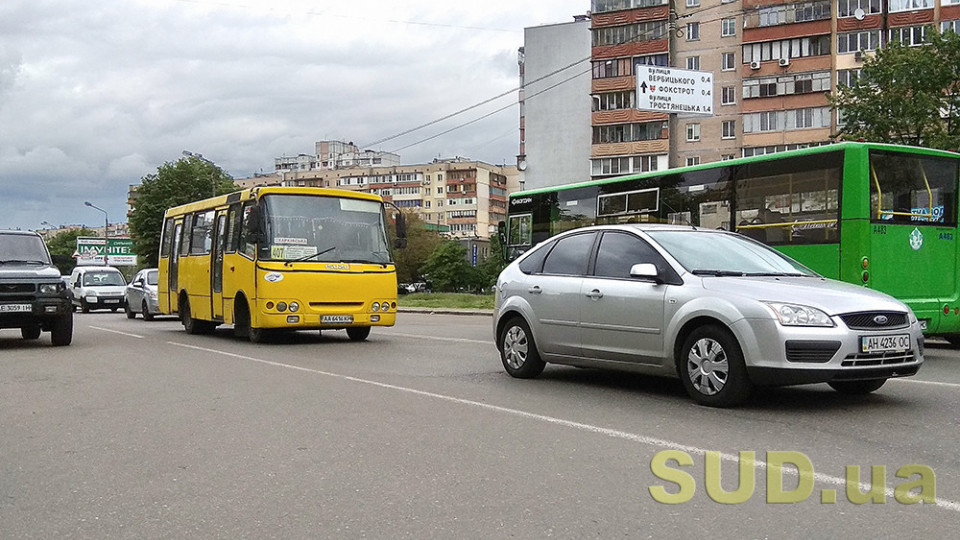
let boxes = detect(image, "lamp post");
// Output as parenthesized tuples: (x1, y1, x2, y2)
(183, 150, 217, 198)
(84, 201, 108, 266)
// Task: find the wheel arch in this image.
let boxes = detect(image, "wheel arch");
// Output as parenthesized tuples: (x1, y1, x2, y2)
(672, 316, 741, 377)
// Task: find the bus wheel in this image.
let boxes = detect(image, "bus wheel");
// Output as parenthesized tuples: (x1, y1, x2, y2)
(180, 297, 214, 335)
(944, 335, 960, 348)
(248, 326, 268, 343)
(346, 326, 371, 342)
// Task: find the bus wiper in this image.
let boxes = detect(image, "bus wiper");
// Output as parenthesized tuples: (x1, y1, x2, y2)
(284, 246, 336, 267)
(691, 269, 745, 277)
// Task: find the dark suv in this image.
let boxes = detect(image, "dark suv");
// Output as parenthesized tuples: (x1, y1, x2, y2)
(0, 230, 73, 346)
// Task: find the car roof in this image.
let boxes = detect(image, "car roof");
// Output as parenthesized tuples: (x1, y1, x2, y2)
(562, 223, 721, 234)
(0, 229, 42, 237)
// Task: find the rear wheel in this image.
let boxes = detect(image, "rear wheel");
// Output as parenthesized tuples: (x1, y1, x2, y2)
(51, 312, 73, 346)
(944, 335, 960, 348)
(678, 325, 752, 407)
(21, 325, 42, 340)
(180, 296, 215, 335)
(497, 317, 545, 379)
(828, 379, 887, 394)
(346, 326, 371, 342)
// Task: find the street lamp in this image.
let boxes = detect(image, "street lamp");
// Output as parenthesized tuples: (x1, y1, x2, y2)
(84, 201, 108, 266)
(183, 150, 217, 197)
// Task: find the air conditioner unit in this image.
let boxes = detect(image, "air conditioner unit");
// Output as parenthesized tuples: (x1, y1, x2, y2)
(778, 57, 790, 67)
(750, 60, 761, 70)
(854, 50, 864, 62)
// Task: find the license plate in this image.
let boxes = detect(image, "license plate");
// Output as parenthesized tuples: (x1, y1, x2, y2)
(861, 334, 911, 354)
(104, 299, 120, 304)
(0, 304, 32, 313)
(322, 315, 354, 324)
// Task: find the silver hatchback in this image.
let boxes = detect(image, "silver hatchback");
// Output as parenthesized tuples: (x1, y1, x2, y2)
(493, 224, 924, 407)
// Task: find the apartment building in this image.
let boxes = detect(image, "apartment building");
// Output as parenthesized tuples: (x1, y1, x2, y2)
(523, 0, 960, 180)
(238, 146, 520, 243)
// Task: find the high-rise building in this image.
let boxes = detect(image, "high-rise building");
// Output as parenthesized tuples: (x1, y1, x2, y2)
(522, 0, 960, 182)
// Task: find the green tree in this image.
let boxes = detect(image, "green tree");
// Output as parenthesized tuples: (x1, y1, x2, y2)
(830, 29, 960, 150)
(389, 211, 443, 283)
(128, 156, 236, 267)
(476, 234, 507, 290)
(45, 228, 96, 274)
(419, 240, 479, 292)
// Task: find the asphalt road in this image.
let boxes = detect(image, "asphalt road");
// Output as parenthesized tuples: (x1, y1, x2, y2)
(2, 312, 959, 538)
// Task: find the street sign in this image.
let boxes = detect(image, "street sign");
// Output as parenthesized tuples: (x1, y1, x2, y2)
(75, 237, 138, 266)
(635, 66, 714, 116)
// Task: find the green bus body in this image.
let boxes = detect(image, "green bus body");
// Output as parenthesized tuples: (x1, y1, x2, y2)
(504, 142, 960, 337)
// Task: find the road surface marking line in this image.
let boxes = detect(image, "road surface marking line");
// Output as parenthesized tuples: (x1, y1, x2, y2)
(381, 331, 488, 345)
(891, 378, 960, 389)
(167, 340, 959, 513)
(89, 326, 144, 339)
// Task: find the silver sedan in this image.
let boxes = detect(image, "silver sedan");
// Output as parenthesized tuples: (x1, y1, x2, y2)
(493, 224, 924, 407)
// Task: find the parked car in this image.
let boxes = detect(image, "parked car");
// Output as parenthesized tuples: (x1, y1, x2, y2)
(68, 266, 127, 313)
(0, 230, 73, 346)
(124, 268, 159, 320)
(493, 224, 924, 407)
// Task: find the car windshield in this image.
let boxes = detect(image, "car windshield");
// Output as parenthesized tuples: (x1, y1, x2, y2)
(646, 230, 818, 277)
(83, 271, 126, 286)
(145, 270, 158, 286)
(259, 194, 393, 265)
(0, 234, 51, 264)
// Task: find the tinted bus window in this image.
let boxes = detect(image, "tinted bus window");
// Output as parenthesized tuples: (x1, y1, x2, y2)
(160, 218, 174, 258)
(870, 151, 958, 226)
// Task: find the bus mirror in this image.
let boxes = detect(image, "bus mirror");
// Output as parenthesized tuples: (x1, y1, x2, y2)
(245, 205, 264, 243)
(395, 212, 407, 239)
(497, 221, 506, 245)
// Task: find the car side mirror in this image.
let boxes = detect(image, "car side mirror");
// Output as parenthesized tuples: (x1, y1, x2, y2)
(630, 263, 663, 284)
(74, 279, 81, 288)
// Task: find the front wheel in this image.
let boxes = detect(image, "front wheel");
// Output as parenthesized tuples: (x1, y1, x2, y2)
(497, 317, 545, 379)
(142, 300, 154, 321)
(678, 325, 752, 407)
(346, 326, 371, 342)
(21, 325, 41, 340)
(51, 311, 73, 346)
(828, 379, 887, 394)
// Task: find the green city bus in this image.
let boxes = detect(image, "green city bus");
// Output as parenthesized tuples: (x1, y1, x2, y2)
(503, 142, 960, 342)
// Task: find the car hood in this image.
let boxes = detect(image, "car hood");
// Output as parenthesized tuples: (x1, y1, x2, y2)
(0, 264, 60, 280)
(697, 275, 908, 315)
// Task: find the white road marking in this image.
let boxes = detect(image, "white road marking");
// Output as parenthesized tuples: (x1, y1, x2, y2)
(891, 378, 960, 389)
(168, 340, 960, 513)
(89, 326, 144, 339)
(382, 331, 489, 345)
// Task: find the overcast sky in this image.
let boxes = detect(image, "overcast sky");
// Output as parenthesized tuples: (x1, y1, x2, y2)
(0, 0, 587, 231)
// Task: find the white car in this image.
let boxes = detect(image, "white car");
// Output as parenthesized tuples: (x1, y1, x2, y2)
(124, 268, 159, 320)
(493, 224, 924, 407)
(68, 266, 127, 313)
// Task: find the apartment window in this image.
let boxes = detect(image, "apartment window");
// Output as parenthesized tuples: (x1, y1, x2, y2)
(591, 0, 669, 13)
(721, 154, 737, 161)
(592, 57, 634, 79)
(594, 91, 636, 111)
(889, 25, 929, 46)
(593, 21, 667, 46)
(888, 0, 933, 12)
(593, 122, 666, 144)
(743, 107, 831, 133)
(686, 0, 700, 6)
(837, 69, 861, 88)
(686, 56, 700, 70)
(590, 155, 661, 176)
(838, 31, 881, 53)
(635, 53, 670, 67)
(743, 71, 831, 98)
(686, 123, 701, 142)
(721, 86, 736, 105)
(743, 36, 831, 64)
(686, 22, 700, 41)
(722, 120, 736, 139)
(759, 2, 831, 27)
(721, 52, 735, 71)
(838, 0, 882, 17)
(686, 156, 701, 167)
(943, 20, 960, 35)
(721, 18, 736, 37)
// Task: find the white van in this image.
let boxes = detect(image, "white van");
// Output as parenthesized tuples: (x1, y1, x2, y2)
(68, 266, 127, 313)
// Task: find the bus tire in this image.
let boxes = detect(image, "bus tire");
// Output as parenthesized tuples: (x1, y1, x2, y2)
(944, 335, 960, 348)
(234, 298, 266, 342)
(346, 326, 371, 342)
(180, 296, 214, 335)
(248, 326, 268, 343)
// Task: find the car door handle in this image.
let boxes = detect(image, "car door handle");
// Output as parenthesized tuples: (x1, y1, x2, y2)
(528, 286, 542, 294)
(586, 289, 603, 300)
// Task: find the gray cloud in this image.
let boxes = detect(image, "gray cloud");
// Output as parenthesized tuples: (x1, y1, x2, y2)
(0, 0, 586, 230)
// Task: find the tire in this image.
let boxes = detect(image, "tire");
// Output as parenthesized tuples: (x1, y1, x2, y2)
(81, 300, 90, 313)
(125, 302, 136, 319)
(248, 326, 268, 343)
(233, 299, 265, 342)
(944, 335, 960, 348)
(346, 326, 371, 342)
(678, 325, 752, 407)
(497, 317, 545, 379)
(828, 379, 887, 395)
(51, 312, 73, 346)
(21, 325, 42, 340)
(179, 297, 215, 335)
(142, 301, 154, 321)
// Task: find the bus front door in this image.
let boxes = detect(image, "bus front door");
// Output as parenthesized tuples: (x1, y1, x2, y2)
(211, 211, 228, 321)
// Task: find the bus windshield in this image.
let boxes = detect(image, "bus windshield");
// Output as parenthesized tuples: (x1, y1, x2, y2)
(259, 194, 393, 264)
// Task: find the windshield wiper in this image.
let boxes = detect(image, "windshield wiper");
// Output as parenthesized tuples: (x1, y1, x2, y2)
(691, 269, 745, 277)
(0, 259, 46, 265)
(284, 246, 336, 267)
(743, 272, 809, 277)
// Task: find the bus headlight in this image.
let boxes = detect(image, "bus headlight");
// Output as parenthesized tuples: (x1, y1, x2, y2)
(372, 303, 380, 312)
(277, 302, 287, 312)
(289, 302, 299, 313)
(380, 302, 390, 312)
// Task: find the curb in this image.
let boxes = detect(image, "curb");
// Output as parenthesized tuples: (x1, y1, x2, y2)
(398, 307, 493, 316)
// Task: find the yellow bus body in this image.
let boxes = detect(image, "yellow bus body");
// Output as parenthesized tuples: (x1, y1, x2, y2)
(158, 186, 398, 339)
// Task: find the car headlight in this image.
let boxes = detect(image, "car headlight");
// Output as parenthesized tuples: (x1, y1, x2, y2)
(39, 283, 60, 294)
(765, 302, 835, 327)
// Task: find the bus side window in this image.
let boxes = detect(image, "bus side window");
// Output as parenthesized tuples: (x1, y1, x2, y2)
(226, 204, 241, 254)
(179, 214, 192, 257)
(239, 203, 258, 258)
(160, 218, 174, 258)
